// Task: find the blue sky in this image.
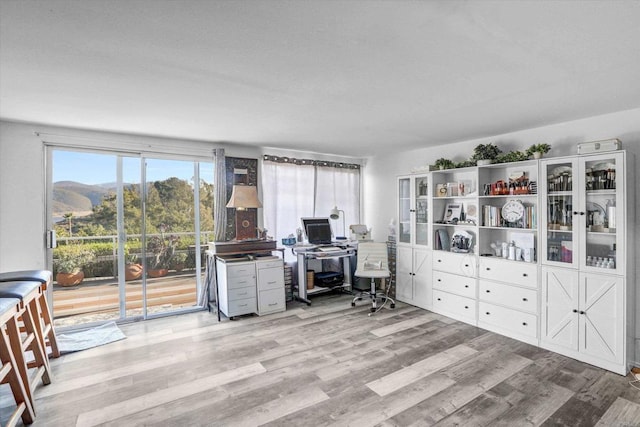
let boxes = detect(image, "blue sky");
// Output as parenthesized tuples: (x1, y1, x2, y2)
(53, 151, 214, 185)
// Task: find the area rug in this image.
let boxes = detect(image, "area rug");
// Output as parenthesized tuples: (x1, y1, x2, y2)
(57, 321, 126, 354)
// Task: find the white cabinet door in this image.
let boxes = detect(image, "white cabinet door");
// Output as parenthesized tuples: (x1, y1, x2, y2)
(396, 246, 414, 302)
(541, 267, 579, 351)
(412, 247, 432, 309)
(579, 273, 623, 364)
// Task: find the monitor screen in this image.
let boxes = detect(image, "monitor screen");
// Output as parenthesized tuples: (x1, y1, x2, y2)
(301, 217, 333, 244)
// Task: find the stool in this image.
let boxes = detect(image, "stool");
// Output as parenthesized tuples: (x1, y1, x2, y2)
(0, 281, 52, 391)
(0, 270, 59, 358)
(1, 297, 36, 425)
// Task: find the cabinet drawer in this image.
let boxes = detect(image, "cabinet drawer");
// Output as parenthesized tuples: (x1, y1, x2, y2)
(479, 280, 537, 313)
(433, 251, 476, 277)
(226, 263, 256, 279)
(256, 259, 283, 270)
(257, 267, 284, 291)
(227, 297, 257, 316)
(433, 270, 476, 299)
(479, 257, 537, 288)
(259, 288, 286, 315)
(227, 273, 256, 290)
(478, 302, 537, 339)
(228, 286, 257, 301)
(433, 289, 476, 322)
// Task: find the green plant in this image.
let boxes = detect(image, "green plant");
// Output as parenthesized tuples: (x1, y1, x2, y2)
(455, 160, 475, 168)
(434, 158, 455, 170)
(170, 252, 188, 269)
(147, 233, 179, 269)
(471, 143, 502, 162)
(526, 143, 551, 156)
(53, 244, 96, 274)
(496, 150, 528, 163)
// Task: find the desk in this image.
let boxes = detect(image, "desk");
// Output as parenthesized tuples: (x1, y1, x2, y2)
(295, 247, 356, 305)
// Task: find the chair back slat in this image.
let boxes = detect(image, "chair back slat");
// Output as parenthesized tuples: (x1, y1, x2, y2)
(357, 242, 388, 271)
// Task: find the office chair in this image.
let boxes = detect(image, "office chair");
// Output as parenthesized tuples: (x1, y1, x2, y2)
(351, 242, 395, 313)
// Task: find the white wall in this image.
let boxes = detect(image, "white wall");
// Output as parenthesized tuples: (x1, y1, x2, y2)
(363, 107, 640, 366)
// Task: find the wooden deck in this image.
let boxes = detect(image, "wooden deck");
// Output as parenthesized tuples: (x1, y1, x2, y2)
(52, 273, 200, 327)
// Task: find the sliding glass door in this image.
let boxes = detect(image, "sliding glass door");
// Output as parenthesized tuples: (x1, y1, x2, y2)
(47, 147, 213, 328)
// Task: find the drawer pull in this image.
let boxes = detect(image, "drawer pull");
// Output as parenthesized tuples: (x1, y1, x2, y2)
(437, 298, 442, 301)
(267, 281, 276, 284)
(573, 309, 578, 313)
(579, 310, 585, 315)
(522, 298, 528, 301)
(485, 312, 490, 315)
(522, 273, 528, 277)
(437, 259, 442, 263)
(238, 292, 247, 296)
(486, 267, 491, 271)
(239, 304, 247, 307)
(485, 290, 491, 293)
(237, 281, 247, 285)
(464, 264, 469, 267)
(464, 305, 469, 309)
(522, 322, 527, 326)
(464, 285, 469, 288)
(437, 279, 441, 282)
(268, 303, 278, 306)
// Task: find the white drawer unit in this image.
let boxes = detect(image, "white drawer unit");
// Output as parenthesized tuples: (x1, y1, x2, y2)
(216, 259, 257, 318)
(478, 280, 537, 313)
(478, 257, 537, 289)
(432, 289, 476, 324)
(478, 301, 538, 345)
(433, 270, 476, 299)
(256, 259, 285, 315)
(433, 251, 476, 277)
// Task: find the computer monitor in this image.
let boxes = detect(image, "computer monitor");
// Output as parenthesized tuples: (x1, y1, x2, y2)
(301, 217, 333, 244)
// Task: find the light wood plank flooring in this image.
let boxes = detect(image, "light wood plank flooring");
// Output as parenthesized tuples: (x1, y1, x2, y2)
(2, 293, 639, 426)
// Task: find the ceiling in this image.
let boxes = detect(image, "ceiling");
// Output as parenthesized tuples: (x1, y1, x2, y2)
(1, 1, 639, 158)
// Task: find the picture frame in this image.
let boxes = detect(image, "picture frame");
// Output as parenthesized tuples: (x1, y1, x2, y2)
(464, 202, 478, 224)
(443, 203, 462, 222)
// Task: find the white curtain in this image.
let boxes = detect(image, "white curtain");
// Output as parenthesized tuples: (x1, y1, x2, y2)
(315, 167, 360, 238)
(262, 161, 315, 244)
(213, 148, 227, 241)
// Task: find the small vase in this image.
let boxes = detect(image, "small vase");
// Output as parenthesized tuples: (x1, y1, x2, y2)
(125, 263, 143, 281)
(476, 159, 492, 166)
(533, 152, 542, 159)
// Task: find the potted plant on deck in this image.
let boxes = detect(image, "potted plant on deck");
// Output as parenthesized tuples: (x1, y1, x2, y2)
(170, 252, 188, 273)
(124, 254, 143, 281)
(147, 234, 178, 278)
(54, 245, 96, 286)
(526, 143, 551, 159)
(472, 143, 502, 165)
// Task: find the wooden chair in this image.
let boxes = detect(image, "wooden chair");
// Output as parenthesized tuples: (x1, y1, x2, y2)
(0, 297, 36, 426)
(0, 281, 52, 395)
(0, 270, 59, 358)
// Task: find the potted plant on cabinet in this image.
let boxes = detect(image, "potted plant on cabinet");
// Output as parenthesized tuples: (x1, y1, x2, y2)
(434, 158, 455, 170)
(472, 143, 502, 165)
(54, 245, 96, 286)
(526, 143, 551, 159)
(496, 150, 529, 163)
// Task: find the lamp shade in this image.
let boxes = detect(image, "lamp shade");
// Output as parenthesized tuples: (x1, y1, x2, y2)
(330, 206, 341, 220)
(226, 185, 262, 209)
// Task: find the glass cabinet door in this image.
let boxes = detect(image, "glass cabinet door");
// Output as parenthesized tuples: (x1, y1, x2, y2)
(542, 158, 578, 268)
(398, 177, 411, 244)
(580, 153, 624, 273)
(415, 176, 429, 246)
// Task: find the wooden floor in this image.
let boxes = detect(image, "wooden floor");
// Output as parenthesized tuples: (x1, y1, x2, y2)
(2, 293, 639, 426)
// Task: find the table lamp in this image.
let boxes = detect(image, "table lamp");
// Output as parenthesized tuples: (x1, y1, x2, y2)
(227, 185, 262, 240)
(329, 206, 347, 240)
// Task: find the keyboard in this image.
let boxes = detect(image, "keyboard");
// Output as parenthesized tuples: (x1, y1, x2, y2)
(317, 246, 342, 252)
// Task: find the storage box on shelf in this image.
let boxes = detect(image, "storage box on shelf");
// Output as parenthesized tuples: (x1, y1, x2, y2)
(540, 151, 633, 375)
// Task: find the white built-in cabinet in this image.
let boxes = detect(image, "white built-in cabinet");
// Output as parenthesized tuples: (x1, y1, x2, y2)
(396, 150, 634, 375)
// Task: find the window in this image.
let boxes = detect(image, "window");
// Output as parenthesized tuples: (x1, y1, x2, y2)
(261, 155, 360, 245)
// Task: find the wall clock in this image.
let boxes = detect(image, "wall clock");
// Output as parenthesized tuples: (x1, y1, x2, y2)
(501, 200, 525, 223)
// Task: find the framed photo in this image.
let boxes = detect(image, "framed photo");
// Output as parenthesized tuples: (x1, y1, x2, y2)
(465, 202, 478, 224)
(443, 203, 462, 222)
(436, 183, 447, 197)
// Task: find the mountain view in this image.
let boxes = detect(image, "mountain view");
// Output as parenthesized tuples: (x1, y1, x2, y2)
(53, 181, 114, 218)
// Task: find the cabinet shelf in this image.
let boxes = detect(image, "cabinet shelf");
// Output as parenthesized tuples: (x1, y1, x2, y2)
(479, 226, 537, 232)
(479, 194, 537, 199)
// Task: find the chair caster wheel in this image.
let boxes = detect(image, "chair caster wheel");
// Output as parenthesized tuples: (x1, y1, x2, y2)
(370, 307, 376, 313)
(351, 302, 355, 307)
(390, 303, 396, 308)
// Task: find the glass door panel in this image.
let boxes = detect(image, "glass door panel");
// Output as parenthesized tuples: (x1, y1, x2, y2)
(543, 159, 577, 267)
(398, 177, 411, 244)
(143, 158, 199, 316)
(582, 154, 622, 272)
(415, 176, 429, 246)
